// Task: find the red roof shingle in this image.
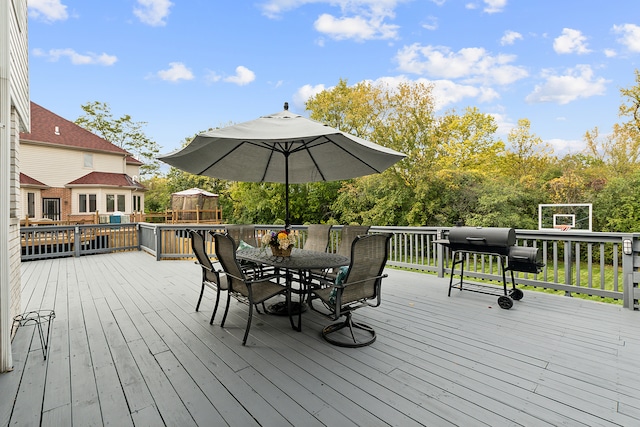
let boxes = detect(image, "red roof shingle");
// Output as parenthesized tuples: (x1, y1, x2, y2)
(20, 102, 133, 156)
(67, 172, 145, 190)
(20, 172, 49, 188)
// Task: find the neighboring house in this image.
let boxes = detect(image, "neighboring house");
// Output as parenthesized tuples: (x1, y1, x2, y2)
(1, 0, 29, 372)
(19, 102, 146, 223)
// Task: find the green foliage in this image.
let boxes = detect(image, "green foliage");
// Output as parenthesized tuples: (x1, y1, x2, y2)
(75, 101, 161, 176)
(147, 69, 640, 233)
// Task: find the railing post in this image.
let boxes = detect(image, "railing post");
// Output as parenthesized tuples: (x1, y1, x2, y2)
(564, 240, 572, 296)
(155, 225, 162, 261)
(436, 227, 446, 278)
(622, 234, 636, 310)
(74, 226, 81, 257)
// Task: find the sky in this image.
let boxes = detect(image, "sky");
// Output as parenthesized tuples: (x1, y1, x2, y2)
(27, 0, 640, 161)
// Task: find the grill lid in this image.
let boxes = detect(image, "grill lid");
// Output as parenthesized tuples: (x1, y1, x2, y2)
(446, 227, 516, 255)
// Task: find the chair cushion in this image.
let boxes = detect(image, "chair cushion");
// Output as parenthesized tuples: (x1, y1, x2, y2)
(237, 240, 254, 250)
(329, 266, 349, 306)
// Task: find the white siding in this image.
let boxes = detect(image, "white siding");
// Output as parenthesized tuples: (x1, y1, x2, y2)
(9, 0, 29, 130)
(21, 144, 127, 187)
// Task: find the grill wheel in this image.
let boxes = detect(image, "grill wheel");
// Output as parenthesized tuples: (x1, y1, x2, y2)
(497, 296, 514, 309)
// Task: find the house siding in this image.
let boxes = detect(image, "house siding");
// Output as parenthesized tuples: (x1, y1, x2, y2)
(9, 0, 29, 129)
(9, 108, 21, 326)
(21, 144, 126, 188)
(2, 0, 29, 373)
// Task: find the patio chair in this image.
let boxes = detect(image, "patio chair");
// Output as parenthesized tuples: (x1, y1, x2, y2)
(213, 232, 288, 345)
(309, 233, 392, 347)
(303, 224, 332, 253)
(310, 225, 370, 284)
(188, 229, 227, 324)
(225, 224, 258, 247)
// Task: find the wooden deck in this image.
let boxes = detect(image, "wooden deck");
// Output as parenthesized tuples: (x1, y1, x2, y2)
(2, 251, 640, 426)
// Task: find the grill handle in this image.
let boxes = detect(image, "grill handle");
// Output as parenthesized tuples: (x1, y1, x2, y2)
(465, 237, 487, 242)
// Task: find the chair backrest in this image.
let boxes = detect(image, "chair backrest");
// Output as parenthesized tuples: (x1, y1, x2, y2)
(336, 225, 371, 258)
(303, 224, 332, 252)
(189, 229, 214, 271)
(225, 224, 257, 247)
(341, 233, 392, 304)
(212, 232, 249, 296)
(189, 229, 223, 285)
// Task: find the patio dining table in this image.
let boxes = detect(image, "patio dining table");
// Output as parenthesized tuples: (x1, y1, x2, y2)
(236, 247, 349, 331)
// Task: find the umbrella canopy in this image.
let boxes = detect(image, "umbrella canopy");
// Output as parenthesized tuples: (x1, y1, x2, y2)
(159, 104, 406, 225)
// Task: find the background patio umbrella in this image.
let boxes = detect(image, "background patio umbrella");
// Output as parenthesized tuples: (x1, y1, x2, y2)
(158, 103, 406, 226)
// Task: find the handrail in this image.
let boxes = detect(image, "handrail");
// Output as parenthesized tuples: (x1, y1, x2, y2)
(19, 223, 640, 310)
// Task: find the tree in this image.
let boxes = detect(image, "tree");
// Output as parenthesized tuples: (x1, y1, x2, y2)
(502, 118, 554, 182)
(432, 107, 504, 174)
(306, 79, 437, 225)
(75, 101, 161, 176)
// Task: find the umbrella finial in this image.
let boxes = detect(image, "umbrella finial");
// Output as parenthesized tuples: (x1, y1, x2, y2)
(284, 102, 289, 110)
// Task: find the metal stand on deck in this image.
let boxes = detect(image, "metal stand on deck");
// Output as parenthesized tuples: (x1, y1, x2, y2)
(448, 251, 524, 309)
(12, 310, 56, 360)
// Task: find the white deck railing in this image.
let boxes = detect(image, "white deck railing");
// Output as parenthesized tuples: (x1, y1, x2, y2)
(19, 223, 640, 310)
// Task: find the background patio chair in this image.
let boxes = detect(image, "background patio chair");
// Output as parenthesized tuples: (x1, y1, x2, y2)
(188, 229, 227, 324)
(303, 224, 332, 252)
(213, 232, 288, 345)
(309, 233, 392, 347)
(225, 224, 258, 247)
(309, 225, 370, 284)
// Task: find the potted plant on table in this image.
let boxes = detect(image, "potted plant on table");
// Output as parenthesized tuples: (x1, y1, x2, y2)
(262, 229, 296, 257)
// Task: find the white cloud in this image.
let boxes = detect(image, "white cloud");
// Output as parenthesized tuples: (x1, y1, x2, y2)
(525, 64, 608, 105)
(604, 49, 617, 58)
(553, 28, 591, 54)
(223, 66, 256, 86)
(395, 44, 528, 85)
(483, 0, 507, 13)
(134, 0, 173, 27)
(295, 75, 499, 113)
(422, 16, 438, 31)
(32, 48, 117, 65)
(157, 62, 194, 82)
(430, 79, 499, 110)
(204, 70, 222, 84)
(293, 83, 328, 109)
(489, 112, 516, 136)
(500, 30, 522, 46)
(545, 138, 584, 154)
(464, 0, 506, 13)
(612, 23, 640, 52)
(260, 0, 402, 40)
(28, 0, 68, 23)
(314, 13, 399, 41)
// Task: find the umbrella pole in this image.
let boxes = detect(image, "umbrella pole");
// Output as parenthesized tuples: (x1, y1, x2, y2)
(285, 153, 290, 230)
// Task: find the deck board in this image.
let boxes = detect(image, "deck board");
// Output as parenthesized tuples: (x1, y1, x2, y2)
(5, 251, 640, 426)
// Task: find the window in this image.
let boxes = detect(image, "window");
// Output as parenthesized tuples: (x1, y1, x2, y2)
(79, 194, 97, 213)
(133, 195, 141, 211)
(117, 194, 125, 211)
(84, 153, 93, 168)
(106, 194, 115, 212)
(27, 192, 35, 217)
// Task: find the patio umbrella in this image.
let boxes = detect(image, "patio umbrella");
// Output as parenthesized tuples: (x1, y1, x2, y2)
(158, 103, 406, 226)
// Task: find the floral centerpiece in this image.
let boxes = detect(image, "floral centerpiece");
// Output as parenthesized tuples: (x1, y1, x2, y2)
(261, 229, 296, 257)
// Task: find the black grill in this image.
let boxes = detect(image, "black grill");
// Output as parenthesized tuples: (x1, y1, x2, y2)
(437, 226, 545, 309)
